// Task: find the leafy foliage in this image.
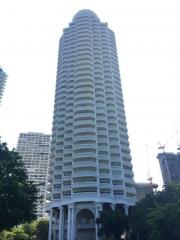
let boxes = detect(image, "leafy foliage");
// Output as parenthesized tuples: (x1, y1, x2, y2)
(0, 142, 39, 231)
(97, 205, 129, 240)
(35, 219, 49, 240)
(0, 219, 48, 240)
(96, 185, 180, 240)
(130, 184, 180, 240)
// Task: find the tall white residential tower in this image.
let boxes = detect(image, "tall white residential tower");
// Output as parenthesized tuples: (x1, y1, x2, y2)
(17, 132, 51, 218)
(47, 10, 136, 240)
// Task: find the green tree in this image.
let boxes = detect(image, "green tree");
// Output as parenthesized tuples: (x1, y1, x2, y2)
(35, 219, 48, 240)
(97, 205, 129, 240)
(0, 142, 39, 231)
(11, 227, 29, 240)
(129, 194, 156, 240)
(147, 200, 180, 240)
(0, 227, 29, 240)
(0, 230, 14, 240)
(0, 219, 49, 240)
(22, 221, 36, 239)
(130, 184, 180, 240)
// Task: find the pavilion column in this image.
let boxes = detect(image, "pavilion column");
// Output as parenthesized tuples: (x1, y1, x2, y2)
(48, 209, 53, 240)
(53, 210, 58, 240)
(95, 203, 102, 240)
(58, 206, 64, 240)
(70, 205, 75, 240)
(67, 205, 71, 240)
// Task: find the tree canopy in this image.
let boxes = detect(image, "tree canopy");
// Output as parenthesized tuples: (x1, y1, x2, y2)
(96, 184, 180, 240)
(96, 204, 129, 240)
(0, 219, 48, 240)
(130, 184, 180, 240)
(0, 142, 39, 231)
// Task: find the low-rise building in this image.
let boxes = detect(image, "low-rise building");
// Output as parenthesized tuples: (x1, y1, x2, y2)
(135, 182, 158, 202)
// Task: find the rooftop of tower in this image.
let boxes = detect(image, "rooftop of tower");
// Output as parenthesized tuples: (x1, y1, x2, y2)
(72, 9, 99, 21)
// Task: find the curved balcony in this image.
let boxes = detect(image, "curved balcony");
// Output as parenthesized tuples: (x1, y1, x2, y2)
(73, 152, 96, 159)
(73, 127, 95, 134)
(53, 188, 61, 193)
(74, 79, 94, 86)
(73, 161, 96, 168)
(112, 175, 123, 180)
(74, 92, 94, 99)
(74, 117, 95, 124)
(73, 135, 96, 142)
(124, 178, 134, 184)
(113, 185, 124, 190)
(121, 152, 131, 160)
(74, 93, 94, 101)
(74, 107, 95, 114)
(98, 164, 110, 169)
(99, 173, 110, 178)
(121, 145, 131, 153)
(125, 187, 136, 194)
(74, 87, 94, 95)
(74, 82, 94, 89)
(75, 59, 93, 66)
(123, 169, 133, 175)
(74, 100, 94, 107)
(73, 171, 98, 178)
(62, 185, 72, 190)
(63, 166, 72, 171)
(122, 161, 132, 168)
(73, 143, 96, 150)
(99, 183, 111, 188)
(73, 192, 98, 198)
(75, 34, 92, 41)
(75, 51, 93, 59)
(62, 175, 72, 180)
(75, 55, 93, 62)
(96, 131, 107, 137)
(76, 40, 92, 47)
(72, 182, 97, 188)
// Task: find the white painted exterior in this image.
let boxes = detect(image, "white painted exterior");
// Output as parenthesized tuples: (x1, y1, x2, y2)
(47, 10, 136, 240)
(17, 132, 51, 218)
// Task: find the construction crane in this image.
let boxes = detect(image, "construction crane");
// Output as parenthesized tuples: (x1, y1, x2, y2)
(145, 144, 153, 184)
(157, 142, 165, 153)
(158, 130, 180, 153)
(145, 145, 158, 190)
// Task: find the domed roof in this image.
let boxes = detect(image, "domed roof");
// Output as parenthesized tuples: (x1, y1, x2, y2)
(73, 9, 99, 21)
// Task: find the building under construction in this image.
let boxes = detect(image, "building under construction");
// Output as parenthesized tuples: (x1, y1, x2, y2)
(157, 152, 180, 185)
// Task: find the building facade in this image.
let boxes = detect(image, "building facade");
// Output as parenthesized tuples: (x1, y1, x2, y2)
(0, 67, 7, 105)
(157, 152, 180, 184)
(17, 132, 51, 218)
(47, 9, 136, 240)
